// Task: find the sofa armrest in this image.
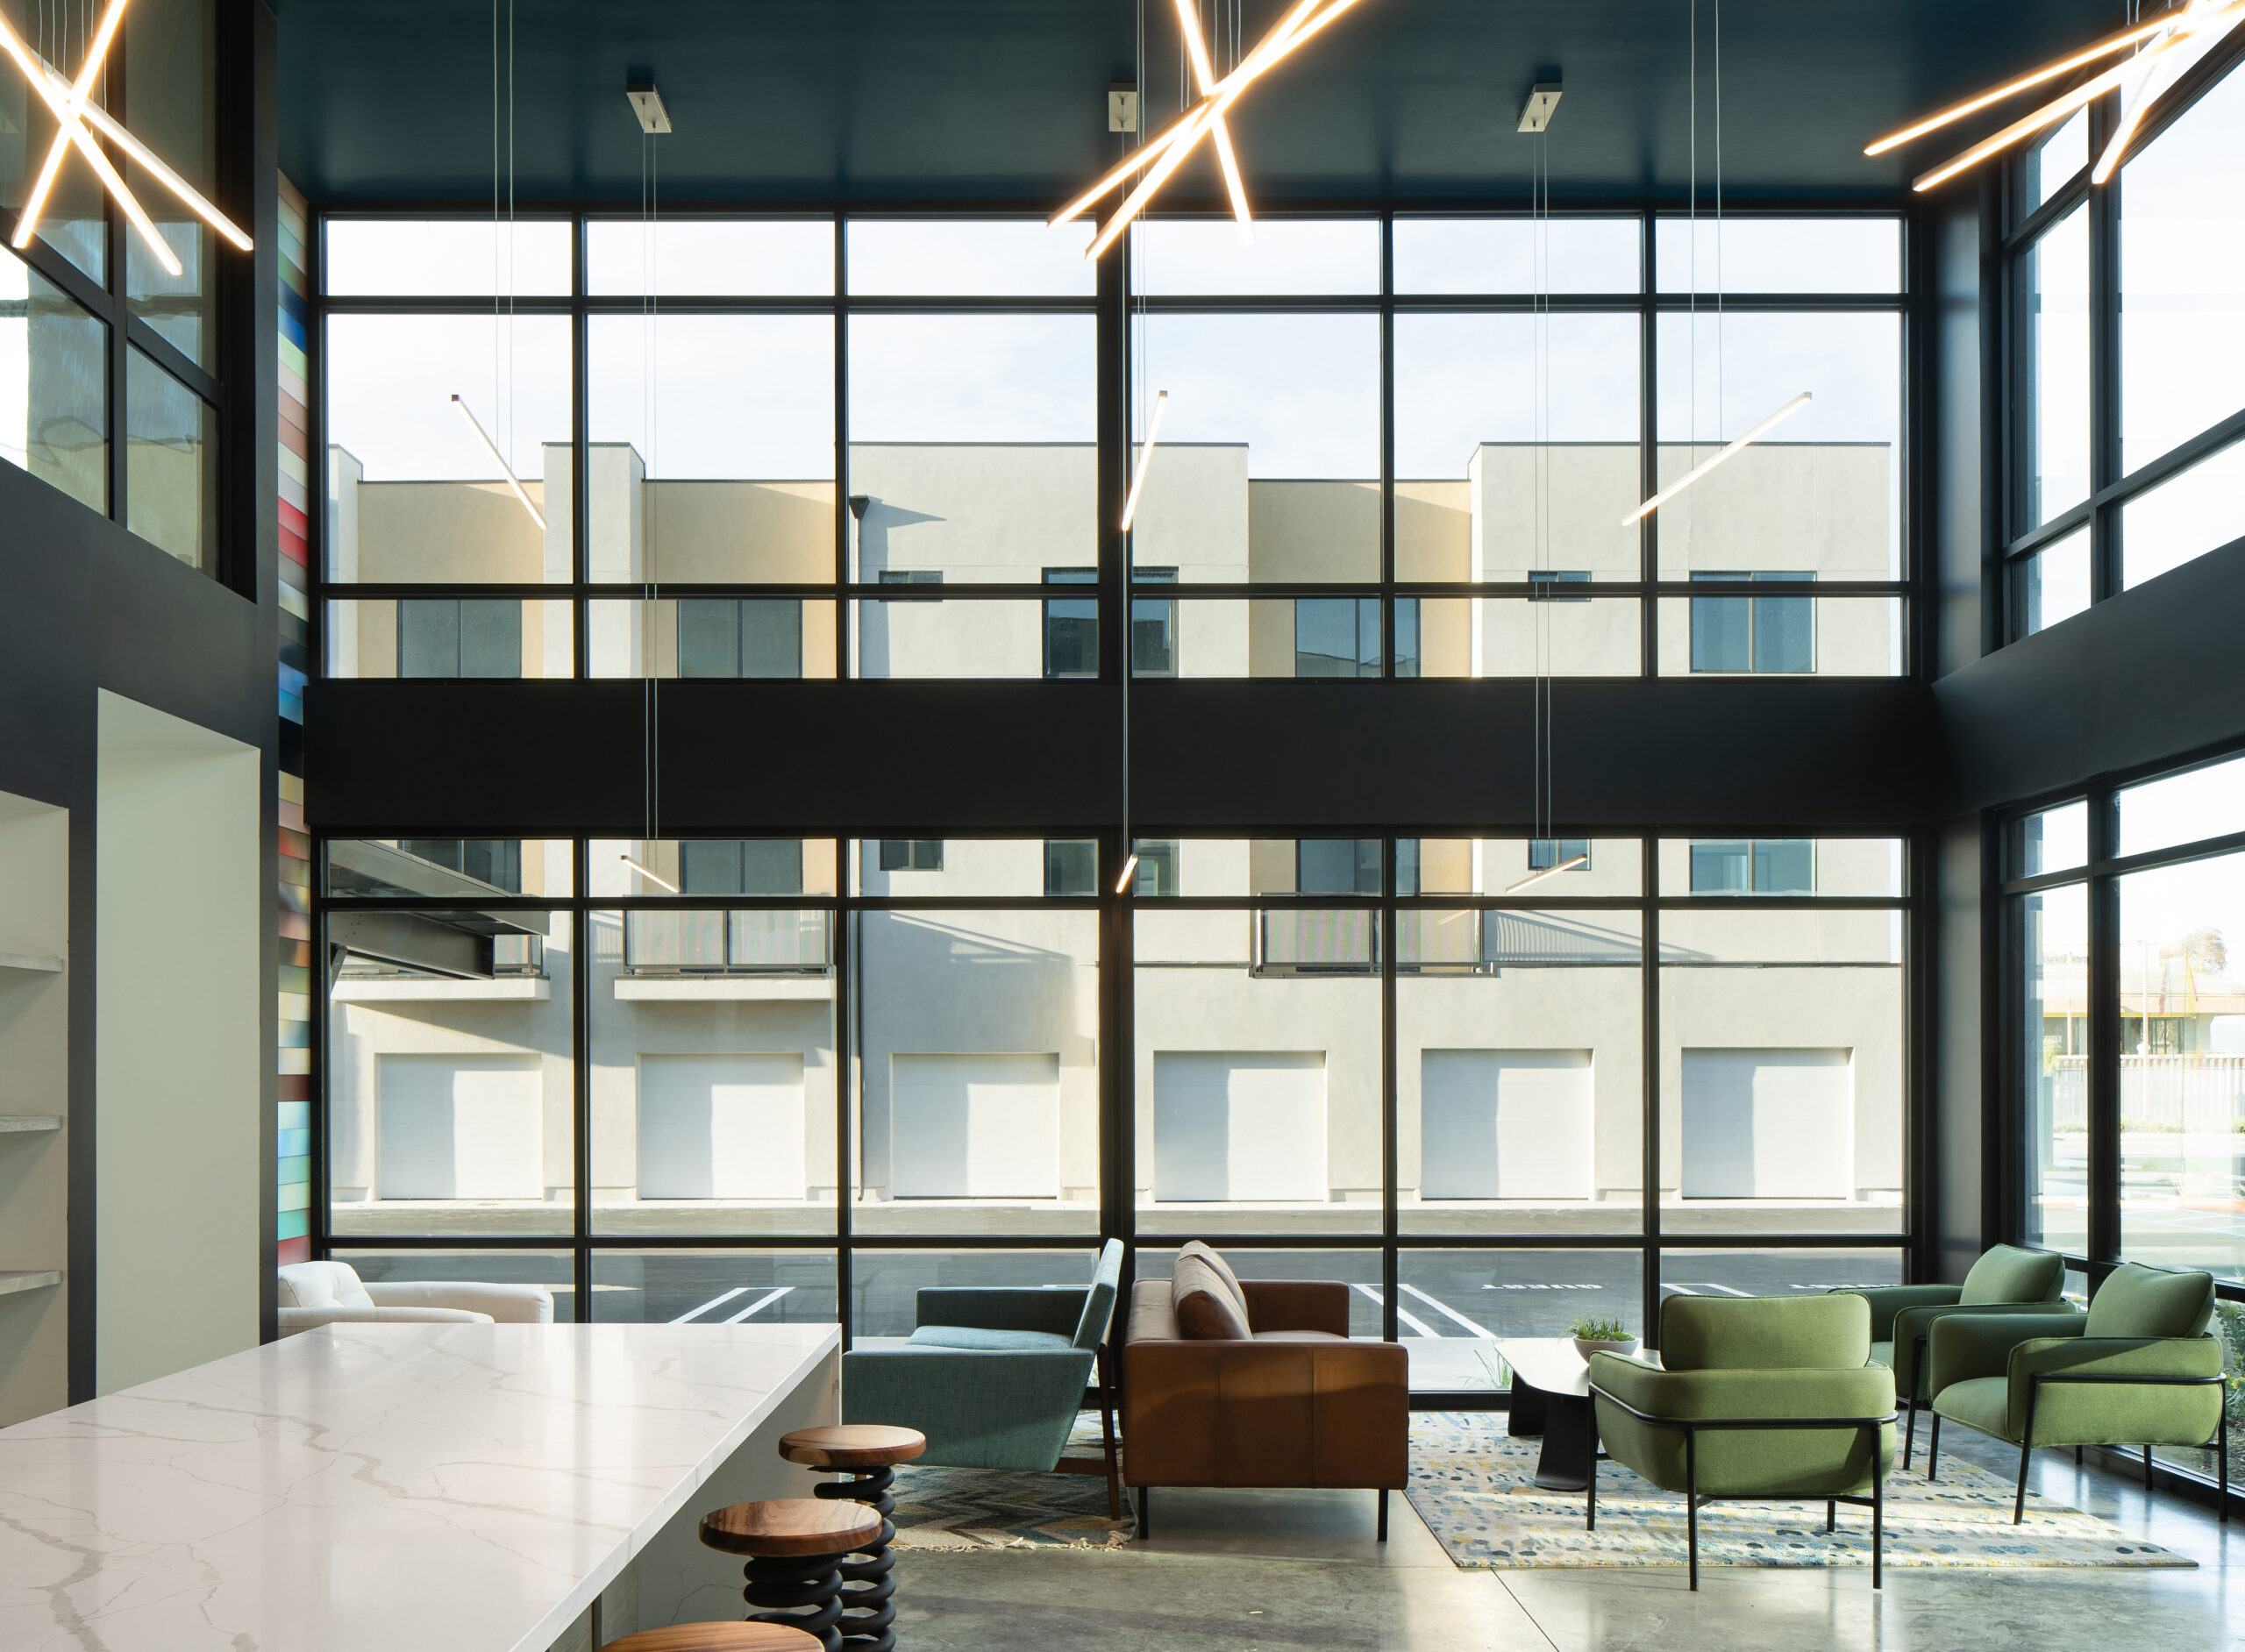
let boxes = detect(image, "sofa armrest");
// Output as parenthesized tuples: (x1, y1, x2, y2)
(366, 1282, 554, 1323)
(914, 1286, 1085, 1339)
(279, 1306, 494, 1335)
(1837, 1284, 1961, 1342)
(842, 1345, 1094, 1470)
(2008, 1333, 2222, 1427)
(1239, 1279, 1351, 1336)
(1589, 1355, 1894, 1424)
(1122, 1335, 1406, 1488)
(1926, 1310, 2085, 1395)
(1891, 1300, 2079, 1398)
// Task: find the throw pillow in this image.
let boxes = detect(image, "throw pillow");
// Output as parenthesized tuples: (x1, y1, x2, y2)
(1181, 1239, 1249, 1320)
(1172, 1252, 1252, 1340)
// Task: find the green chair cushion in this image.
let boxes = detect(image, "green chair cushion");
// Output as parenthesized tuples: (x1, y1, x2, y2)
(2083, 1263, 2215, 1339)
(908, 1325, 1074, 1351)
(1959, 1244, 2067, 1306)
(1870, 1339, 1892, 1371)
(1932, 1375, 2012, 1438)
(1661, 1292, 1871, 1371)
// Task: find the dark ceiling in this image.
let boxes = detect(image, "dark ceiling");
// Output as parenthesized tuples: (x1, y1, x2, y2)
(276, 0, 2118, 209)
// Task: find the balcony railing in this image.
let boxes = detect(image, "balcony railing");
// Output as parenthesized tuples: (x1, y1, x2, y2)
(1252, 908, 1646, 976)
(624, 909, 832, 975)
(2047, 1053, 2245, 1132)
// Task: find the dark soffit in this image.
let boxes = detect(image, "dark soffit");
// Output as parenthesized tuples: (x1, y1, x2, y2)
(277, 0, 2119, 209)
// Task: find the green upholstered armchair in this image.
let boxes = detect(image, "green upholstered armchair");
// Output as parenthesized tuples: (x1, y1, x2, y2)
(1588, 1293, 1898, 1591)
(1833, 1243, 2070, 1468)
(842, 1240, 1125, 1513)
(1924, 1261, 2227, 1523)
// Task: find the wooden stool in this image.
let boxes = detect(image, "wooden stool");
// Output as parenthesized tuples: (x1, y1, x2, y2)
(778, 1426, 926, 1652)
(599, 1626, 824, 1651)
(699, 1499, 884, 1652)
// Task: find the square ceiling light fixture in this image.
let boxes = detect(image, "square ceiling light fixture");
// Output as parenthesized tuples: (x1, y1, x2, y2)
(627, 81, 672, 134)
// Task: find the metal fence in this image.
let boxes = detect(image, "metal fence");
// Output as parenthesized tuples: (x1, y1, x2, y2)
(624, 909, 832, 974)
(2049, 1053, 2245, 1131)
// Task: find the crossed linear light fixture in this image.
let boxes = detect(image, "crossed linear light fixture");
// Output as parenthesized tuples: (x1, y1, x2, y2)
(452, 395, 548, 530)
(1053, 0, 1365, 259)
(0, 0, 253, 276)
(1868, 0, 2245, 192)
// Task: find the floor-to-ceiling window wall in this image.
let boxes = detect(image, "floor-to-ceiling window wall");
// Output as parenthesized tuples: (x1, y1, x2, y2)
(310, 208, 1917, 1392)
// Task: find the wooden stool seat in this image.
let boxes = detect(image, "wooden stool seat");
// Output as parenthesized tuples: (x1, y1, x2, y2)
(598, 1625, 824, 1651)
(699, 1497, 884, 1558)
(778, 1425, 927, 1470)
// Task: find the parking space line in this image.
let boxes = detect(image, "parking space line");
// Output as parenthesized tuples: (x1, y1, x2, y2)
(1354, 1283, 1440, 1337)
(673, 1286, 750, 1324)
(1663, 1283, 1751, 1297)
(1398, 1282, 1493, 1337)
(722, 1287, 793, 1324)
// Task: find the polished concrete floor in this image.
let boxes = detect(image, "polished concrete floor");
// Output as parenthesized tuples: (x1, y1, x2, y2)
(894, 1430, 2241, 1651)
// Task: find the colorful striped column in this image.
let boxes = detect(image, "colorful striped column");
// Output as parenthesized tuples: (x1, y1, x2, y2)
(277, 175, 313, 1266)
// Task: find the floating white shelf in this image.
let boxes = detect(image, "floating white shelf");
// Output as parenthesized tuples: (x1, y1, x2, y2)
(0, 952, 64, 973)
(0, 1116, 63, 1134)
(0, 1270, 62, 1298)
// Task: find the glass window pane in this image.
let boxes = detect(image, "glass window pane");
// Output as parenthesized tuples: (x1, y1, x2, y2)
(1401, 597, 1642, 678)
(324, 314, 573, 583)
(0, 0, 106, 282)
(2009, 802, 2088, 877)
(1120, 839, 1386, 900)
(1130, 218, 1379, 296)
(326, 909, 575, 1237)
(1664, 838, 1900, 897)
(1399, 1250, 1646, 1392)
(2010, 525, 2091, 637)
(1400, 838, 1641, 898)
(847, 315, 1094, 581)
(849, 1250, 1108, 1339)
(2018, 882, 2089, 1258)
(2023, 205, 2091, 525)
(335, 1250, 579, 1321)
(851, 598, 1067, 677)
(125, 348, 216, 572)
(2120, 436, 2245, 590)
(1655, 311, 1902, 580)
(2118, 851, 2245, 1283)
(1656, 596, 1901, 677)
(1655, 218, 1901, 294)
(326, 837, 574, 899)
(1400, 912, 1643, 1235)
(324, 599, 573, 678)
(852, 913, 1101, 1235)
(1393, 313, 1641, 583)
(590, 1250, 838, 1324)
(324, 219, 574, 296)
(1393, 218, 1641, 295)
(2120, 65, 2245, 472)
(588, 315, 836, 582)
(588, 600, 836, 679)
(124, 0, 217, 369)
(1662, 931, 1905, 1232)
(2026, 108, 2088, 213)
(1657, 1249, 1902, 1309)
(1133, 1246, 1386, 1335)
(1136, 910, 1380, 1235)
(0, 252, 107, 515)
(1130, 313, 1380, 583)
(589, 838, 839, 899)
(588, 908, 837, 1236)
(586, 219, 834, 295)
(846, 220, 1094, 296)
(2120, 752, 2245, 857)
(849, 839, 1097, 898)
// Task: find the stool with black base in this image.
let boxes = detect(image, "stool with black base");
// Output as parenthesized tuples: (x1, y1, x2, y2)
(699, 1499, 885, 1652)
(777, 1425, 927, 1651)
(598, 1627, 823, 1652)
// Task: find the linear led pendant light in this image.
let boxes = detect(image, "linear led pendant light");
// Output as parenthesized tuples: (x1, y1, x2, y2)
(1621, 391, 1813, 525)
(1119, 390, 1170, 531)
(1866, 0, 2245, 192)
(452, 395, 547, 529)
(1505, 854, 1589, 894)
(1174, 0, 1255, 231)
(619, 855, 681, 893)
(1, 0, 253, 274)
(1052, 0, 1366, 258)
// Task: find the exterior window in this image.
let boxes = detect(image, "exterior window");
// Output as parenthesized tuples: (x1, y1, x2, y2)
(1394, 599, 1421, 679)
(1043, 567, 1098, 680)
(1295, 597, 1381, 678)
(1689, 573, 1814, 673)
(1529, 570, 1592, 602)
(0, 253, 108, 517)
(1298, 838, 1380, 894)
(678, 599, 802, 679)
(1044, 838, 1098, 896)
(876, 570, 943, 585)
(398, 599, 522, 678)
(396, 838, 523, 893)
(1130, 837, 1180, 896)
(1689, 839, 1815, 894)
(878, 839, 943, 872)
(1132, 567, 1177, 677)
(125, 346, 217, 573)
(1529, 838, 1591, 871)
(680, 840, 803, 896)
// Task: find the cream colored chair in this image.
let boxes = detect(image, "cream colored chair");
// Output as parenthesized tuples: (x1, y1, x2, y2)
(277, 1259, 553, 1335)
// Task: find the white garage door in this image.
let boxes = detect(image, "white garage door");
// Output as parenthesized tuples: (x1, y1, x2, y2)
(1681, 1048, 1851, 1199)
(638, 1053, 806, 1200)
(377, 1054, 542, 1199)
(1153, 1051, 1326, 1202)
(891, 1053, 1059, 1198)
(1421, 1050, 1593, 1200)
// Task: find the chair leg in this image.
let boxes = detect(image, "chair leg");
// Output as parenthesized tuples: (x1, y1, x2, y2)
(1097, 1344, 1122, 1521)
(1926, 1413, 1940, 1483)
(2220, 1412, 2230, 1524)
(2076, 1445, 2084, 1467)
(1376, 1488, 1389, 1542)
(1872, 1470, 1884, 1591)
(1586, 1455, 1596, 1533)
(2014, 1438, 2033, 1524)
(1686, 1433, 1700, 1592)
(2144, 1445, 2155, 1492)
(1901, 1399, 1915, 1470)
(1137, 1485, 1151, 1542)
(1825, 1499, 1836, 1534)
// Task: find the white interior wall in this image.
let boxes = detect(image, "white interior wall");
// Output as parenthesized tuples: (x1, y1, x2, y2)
(96, 691, 261, 1394)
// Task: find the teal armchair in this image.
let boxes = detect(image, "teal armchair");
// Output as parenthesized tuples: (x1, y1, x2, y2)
(1589, 1293, 1898, 1590)
(842, 1240, 1125, 1513)
(1924, 1261, 2226, 1522)
(1833, 1243, 2070, 1467)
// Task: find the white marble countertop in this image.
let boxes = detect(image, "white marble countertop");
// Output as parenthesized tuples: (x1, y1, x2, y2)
(0, 1321, 840, 1652)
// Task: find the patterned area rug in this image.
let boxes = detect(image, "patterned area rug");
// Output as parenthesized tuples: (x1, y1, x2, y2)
(1408, 1412, 2192, 1571)
(888, 1413, 1133, 1551)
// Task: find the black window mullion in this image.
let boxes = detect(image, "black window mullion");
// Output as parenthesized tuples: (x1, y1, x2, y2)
(2085, 791, 2121, 1272)
(1639, 208, 1657, 679)
(572, 838, 593, 1317)
(1641, 835, 1663, 1346)
(2087, 91, 2122, 606)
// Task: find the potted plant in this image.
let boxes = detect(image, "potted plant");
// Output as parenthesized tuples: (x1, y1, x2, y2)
(1569, 1315, 1637, 1361)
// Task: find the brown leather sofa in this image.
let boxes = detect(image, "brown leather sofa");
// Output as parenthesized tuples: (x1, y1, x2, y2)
(1121, 1269, 1408, 1538)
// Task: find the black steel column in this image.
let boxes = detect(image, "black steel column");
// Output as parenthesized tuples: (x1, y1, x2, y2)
(2085, 793, 2121, 1271)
